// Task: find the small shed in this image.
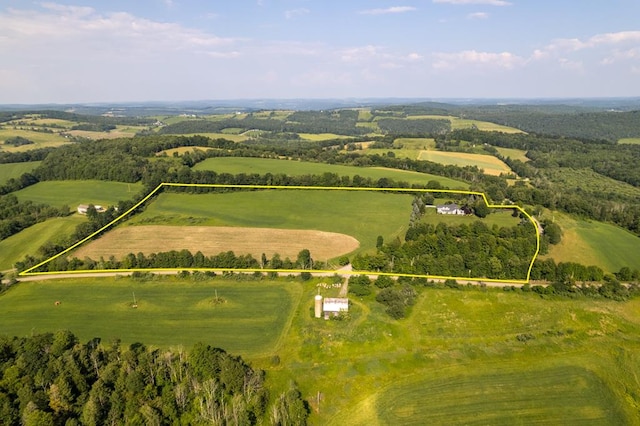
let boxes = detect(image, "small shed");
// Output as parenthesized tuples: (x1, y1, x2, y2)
(322, 298, 349, 319)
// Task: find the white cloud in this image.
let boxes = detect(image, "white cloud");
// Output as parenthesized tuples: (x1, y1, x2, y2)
(544, 31, 640, 54)
(467, 12, 489, 19)
(433, 0, 511, 6)
(407, 52, 423, 61)
(359, 6, 417, 15)
(433, 50, 525, 70)
(284, 8, 310, 19)
(558, 58, 583, 72)
(601, 48, 640, 65)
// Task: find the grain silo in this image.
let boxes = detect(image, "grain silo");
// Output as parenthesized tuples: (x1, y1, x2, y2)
(314, 294, 323, 318)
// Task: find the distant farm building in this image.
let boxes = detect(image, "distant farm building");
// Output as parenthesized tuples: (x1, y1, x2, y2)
(77, 204, 106, 215)
(436, 203, 465, 215)
(321, 297, 349, 319)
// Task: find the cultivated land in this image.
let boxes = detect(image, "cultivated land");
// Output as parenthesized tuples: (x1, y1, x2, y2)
(193, 157, 469, 189)
(364, 137, 436, 160)
(126, 190, 414, 255)
(418, 151, 513, 176)
(66, 125, 147, 140)
(0, 278, 300, 356)
(14, 180, 143, 208)
(3, 276, 639, 423)
(73, 226, 359, 262)
(0, 161, 41, 184)
(543, 213, 640, 273)
(0, 215, 86, 270)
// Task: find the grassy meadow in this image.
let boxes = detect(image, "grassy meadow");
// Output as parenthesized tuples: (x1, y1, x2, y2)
(128, 190, 414, 255)
(420, 208, 522, 228)
(14, 180, 143, 208)
(0, 215, 86, 270)
(0, 161, 41, 184)
(193, 157, 469, 189)
(0, 127, 70, 152)
(618, 138, 640, 144)
(406, 115, 524, 133)
(418, 150, 513, 176)
(544, 213, 640, 272)
(494, 146, 529, 162)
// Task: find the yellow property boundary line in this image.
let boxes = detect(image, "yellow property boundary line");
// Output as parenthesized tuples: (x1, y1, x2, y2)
(19, 183, 540, 284)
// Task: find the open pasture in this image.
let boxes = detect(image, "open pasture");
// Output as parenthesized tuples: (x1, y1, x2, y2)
(0, 278, 300, 355)
(66, 125, 148, 140)
(0, 127, 70, 152)
(193, 157, 468, 189)
(418, 150, 513, 176)
(156, 146, 214, 156)
(173, 132, 248, 142)
(73, 226, 359, 262)
(297, 133, 353, 141)
(127, 190, 413, 255)
(495, 146, 529, 162)
(618, 138, 640, 144)
(543, 212, 640, 272)
(0, 215, 85, 270)
(0, 161, 41, 184)
(14, 180, 143, 208)
(408, 115, 524, 133)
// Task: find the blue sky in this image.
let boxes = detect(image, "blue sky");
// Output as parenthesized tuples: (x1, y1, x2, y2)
(1, 0, 639, 103)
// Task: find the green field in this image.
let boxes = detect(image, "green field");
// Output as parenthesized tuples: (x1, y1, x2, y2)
(618, 138, 640, 144)
(544, 213, 640, 272)
(0, 161, 41, 184)
(421, 208, 521, 228)
(0, 215, 86, 270)
(0, 127, 70, 152)
(193, 157, 468, 189)
(0, 278, 300, 355)
(128, 190, 414, 254)
(495, 146, 529, 162)
(297, 133, 353, 141)
(171, 132, 248, 142)
(14, 180, 143, 208)
(407, 115, 524, 133)
(418, 150, 513, 176)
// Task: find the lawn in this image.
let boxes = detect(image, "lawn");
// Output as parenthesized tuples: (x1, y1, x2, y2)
(127, 189, 414, 255)
(0, 277, 301, 356)
(0, 161, 41, 184)
(14, 180, 144, 208)
(0, 215, 86, 270)
(192, 157, 468, 189)
(420, 208, 522, 228)
(543, 212, 640, 273)
(418, 150, 513, 176)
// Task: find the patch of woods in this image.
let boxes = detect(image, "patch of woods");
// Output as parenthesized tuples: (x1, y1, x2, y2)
(0, 194, 69, 241)
(0, 331, 308, 425)
(3, 136, 34, 146)
(348, 275, 417, 319)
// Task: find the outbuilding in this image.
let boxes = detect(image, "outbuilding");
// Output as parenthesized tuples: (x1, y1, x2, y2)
(322, 297, 349, 319)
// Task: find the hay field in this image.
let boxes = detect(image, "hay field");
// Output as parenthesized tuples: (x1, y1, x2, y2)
(0, 161, 41, 184)
(0, 127, 70, 152)
(418, 150, 513, 176)
(618, 138, 640, 144)
(14, 180, 143, 208)
(156, 146, 214, 156)
(297, 133, 353, 141)
(73, 226, 359, 261)
(495, 146, 529, 162)
(407, 115, 524, 133)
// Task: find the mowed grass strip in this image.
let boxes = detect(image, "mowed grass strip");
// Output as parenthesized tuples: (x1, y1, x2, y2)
(193, 157, 468, 189)
(374, 367, 625, 425)
(0, 216, 86, 270)
(0, 278, 301, 355)
(128, 190, 413, 254)
(0, 161, 41, 184)
(418, 150, 513, 176)
(14, 180, 143, 208)
(73, 226, 359, 261)
(543, 213, 640, 272)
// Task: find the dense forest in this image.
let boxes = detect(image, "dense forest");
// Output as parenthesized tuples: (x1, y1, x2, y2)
(0, 331, 308, 425)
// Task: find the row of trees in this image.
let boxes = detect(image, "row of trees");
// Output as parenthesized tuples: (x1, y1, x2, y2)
(0, 194, 69, 241)
(0, 331, 308, 425)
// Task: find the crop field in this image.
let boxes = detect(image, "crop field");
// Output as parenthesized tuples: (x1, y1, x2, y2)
(543, 213, 640, 272)
(619, 138, 640, 144)
(297, 133, 353, 141)
(126, 190, 413, 255)
(418, 150, 513, 176)
(73, 226, 359, 262)
(0, 215, 86, 270)
(407, 115, 524, 133)
(14, 180, 143, 208)
(0, 161, 41, 184)
(192, 157, 469, 189)
(495, 146, 529, 162)
(66, 125, 147, 140)
(0, 277, 300, 355)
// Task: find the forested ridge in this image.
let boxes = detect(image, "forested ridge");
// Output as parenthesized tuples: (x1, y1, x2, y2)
(0, 331, 308, 425)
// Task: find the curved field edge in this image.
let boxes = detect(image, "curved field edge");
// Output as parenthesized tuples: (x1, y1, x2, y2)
(20, 184, 540, 283)
(0, 277, 302, 357)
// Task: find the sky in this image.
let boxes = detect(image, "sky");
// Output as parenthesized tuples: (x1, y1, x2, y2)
(1, 0, 639, 103)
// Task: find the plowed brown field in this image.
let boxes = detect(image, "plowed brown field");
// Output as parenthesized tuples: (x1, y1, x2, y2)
(72, 225, 360, 261)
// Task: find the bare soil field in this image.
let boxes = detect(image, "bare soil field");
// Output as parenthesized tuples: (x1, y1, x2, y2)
(72, 225, 360, 261)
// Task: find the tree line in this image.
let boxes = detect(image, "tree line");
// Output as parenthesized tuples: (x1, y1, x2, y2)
(0, 331, 308, 425)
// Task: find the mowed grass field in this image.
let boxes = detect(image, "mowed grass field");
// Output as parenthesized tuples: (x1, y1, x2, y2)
(0, 161, 41, 184)
(74, 226, 359, 262)
(543, 213, 640, 272)
(14, 180, 143, 208)
(0, 215, 86, 270)
(418, 150, 513, 176)
(193, 157, 469, 189)
(0, 278, 301, 356)
(127, 190, 413, 255)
